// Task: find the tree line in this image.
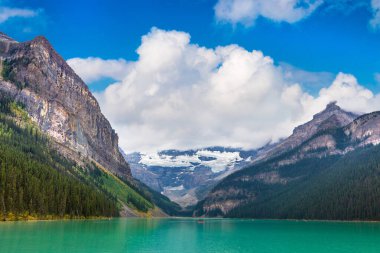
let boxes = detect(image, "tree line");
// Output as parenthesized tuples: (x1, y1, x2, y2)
(0, 95, 118, 220)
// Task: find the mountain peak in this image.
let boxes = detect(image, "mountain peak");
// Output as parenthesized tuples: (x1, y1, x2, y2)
(312, 101, 344, 120)
(31, 35, 52, 48)
(299, 102, 354, 134)
(325, 101, 339, 110)
(0, 33, 131, 178)
(253, 101, 359, 163)
(0, 32, 17, 43)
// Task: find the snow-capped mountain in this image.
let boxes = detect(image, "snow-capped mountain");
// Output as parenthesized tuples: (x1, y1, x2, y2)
(123, 147, 258, 207)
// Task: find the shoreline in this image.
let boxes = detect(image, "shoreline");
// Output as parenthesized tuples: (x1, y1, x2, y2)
(3, 215, 380, 224)
(147, 216, 380, 224)
(0, 214, 113, 222)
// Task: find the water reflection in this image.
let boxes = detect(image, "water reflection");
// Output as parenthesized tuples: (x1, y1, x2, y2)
(1, 219, 380, 253)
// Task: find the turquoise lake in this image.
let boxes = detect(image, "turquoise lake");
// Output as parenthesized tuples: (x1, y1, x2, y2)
(1, 218, 380, 253)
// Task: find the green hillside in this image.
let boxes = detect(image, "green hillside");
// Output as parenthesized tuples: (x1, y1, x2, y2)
(0, 95, 157, 220)
(214, 144, 380, 220)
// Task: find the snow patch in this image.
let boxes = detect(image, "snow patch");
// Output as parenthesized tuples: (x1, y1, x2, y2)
(164, 185, 185, 191)
(139, 150, 243, 173)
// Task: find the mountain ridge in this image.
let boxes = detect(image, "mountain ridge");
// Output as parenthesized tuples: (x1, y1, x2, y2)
(0, 34, 130, 178)
(252, 102, 359, 164)
(195, 102, 380, 218)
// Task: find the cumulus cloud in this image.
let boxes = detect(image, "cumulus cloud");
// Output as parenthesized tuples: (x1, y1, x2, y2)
(214, 0, 323, 26)
(69, 28, 380, 153)
(314, 73, 380, 114)
(67, 57, 131, 83)
(0, 7, 37, 23)
(370, 0, 380, 29)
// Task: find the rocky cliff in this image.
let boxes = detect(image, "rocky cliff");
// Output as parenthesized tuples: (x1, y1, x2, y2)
(0, 33, 130, 178)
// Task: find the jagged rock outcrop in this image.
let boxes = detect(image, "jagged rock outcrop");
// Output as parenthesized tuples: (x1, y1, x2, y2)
(0, 33, 130, 178)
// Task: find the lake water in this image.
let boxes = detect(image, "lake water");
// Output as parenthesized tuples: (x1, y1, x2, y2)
(1, 218, 380, 253)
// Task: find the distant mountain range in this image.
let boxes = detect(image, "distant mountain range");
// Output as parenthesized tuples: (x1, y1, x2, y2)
(125, 100, 380, 220)
(123, 102, 368, 210)
(123, 147, 259, 207)
(195, 103, 380, 220)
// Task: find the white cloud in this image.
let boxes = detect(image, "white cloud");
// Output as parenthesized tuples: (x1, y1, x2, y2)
(370, 0, 380, 29)
(67, 57, 131, 83)
(214, 0, 323, 26)
(0, 7, 37, 23)
(69, 28, 380, 153)
(314, 73, 380, 114)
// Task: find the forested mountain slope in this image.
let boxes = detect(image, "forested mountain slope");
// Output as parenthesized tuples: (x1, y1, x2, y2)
(195, 104, 380, 220)
(0, 98, 120, 220)
(0, 33, 180, 219)
(196, 144, 380, 220)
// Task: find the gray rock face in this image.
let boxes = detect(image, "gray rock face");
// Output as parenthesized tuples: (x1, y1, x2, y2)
(0, 34, 130, 178)
(254, 102, 358, 164)
(344, 112, 380, 146)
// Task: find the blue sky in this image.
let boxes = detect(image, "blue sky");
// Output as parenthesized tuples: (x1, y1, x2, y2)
(3, 0, 380, 91)
(3, 0, 380, 152)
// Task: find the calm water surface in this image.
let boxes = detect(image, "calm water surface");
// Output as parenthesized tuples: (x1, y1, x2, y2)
(1, 218, 380, 253)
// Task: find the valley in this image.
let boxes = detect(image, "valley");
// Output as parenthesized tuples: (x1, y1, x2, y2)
(125, 147, 258, 207)
(2, 32, 380, 222)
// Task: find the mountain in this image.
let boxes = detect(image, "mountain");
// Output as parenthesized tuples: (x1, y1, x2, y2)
(195, 104, 380, 220)
(124, 147, 259, 207)
(252, 101, 358, 164)
(0, 104, 119, 220)
(0, 33, 128, 178)
(0, 33, 179, 219)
